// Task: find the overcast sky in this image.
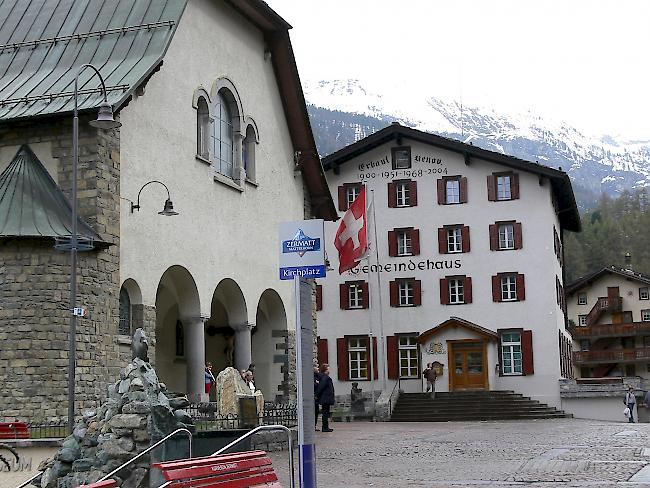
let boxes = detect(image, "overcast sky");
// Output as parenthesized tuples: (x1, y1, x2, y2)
(266, 0, 650, 141)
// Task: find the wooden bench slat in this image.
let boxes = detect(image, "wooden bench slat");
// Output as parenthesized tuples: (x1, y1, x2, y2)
(170, 470, 279, 488)
(168, 467, 277, 488)
(0, 422, 30, 439)
(162, 457, 273, 481)
(153, 451, 268, 470)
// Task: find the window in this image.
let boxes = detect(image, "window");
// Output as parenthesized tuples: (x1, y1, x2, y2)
(439, 225, 470, 254)
(440, 276, 472, 305)
(493, 273, 525, 302)
(496, 175, 512, 200)
(501, 274, 517, 301)
(488, 172, 519, 201)
(642, 310, 650, 322)
(346, 184, 361, 208)
(445, 179, 460, 204)
(644, 336, 650, 348)
(398, 280, 414, 306)
(438, 176, 467, 205)
(340, 281, 368, 310)
(577, 293, 587, 305)
(390, 279, 421, 307)
(397, 230, 412, 256)
(449, 278, 465, 304)
(213, 91, 235, 178)
(501, 332, 522, 375)
(118, 287, 131, 336)
(578, 315, 587, 326)
(447, 227, 462, 253)
(196, 96, 210, 160)
(392, 146, 411, 169)
(175, 320, 185, 357)
(396, 181, 410, 207)
(242, 124, 257, 181)
(398, 336, 419, 378)
(348, 337, 368, 380)
(348, 283, 364, 309)
(640, 287, 649, 300)
(579, 339, 591, 351)
(498, 223, 515, 250)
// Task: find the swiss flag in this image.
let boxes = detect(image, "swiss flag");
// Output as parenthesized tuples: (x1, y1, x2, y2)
(334, 186, 368, 274)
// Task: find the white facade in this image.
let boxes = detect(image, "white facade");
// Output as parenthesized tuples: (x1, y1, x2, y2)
(317, 127, 579, 408)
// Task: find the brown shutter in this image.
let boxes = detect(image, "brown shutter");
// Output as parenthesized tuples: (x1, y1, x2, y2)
(489, 224, 498, 251)
(362, 281, 370, 309)
(372, 337, 379, 380)
(464, 277, 472, 304)
(487, 175, 496, 201)
(338, 186, 347, 211)
(438, 227, 447, 254)
(388, 230, 397, 257)
(461, 226, 471, 253)
(387, 335, 399, 379)
(522, 330, 534, 375)
(317, 338, 328, 365)
(440, 278, 449, 305)
(388, 182, 397, 208)
(411, 228, 420, 255)
(511, 173, 520, 199)
(413, 279, 422, 306)
(437, 178, 445, 204)
(389, 280, 398, 307)
(337, 338, 349, 380)
(514, 222, 523, 249)
(316, 284, 323, 311)
(492, 275, 501, 302)
(410, 180, 418, 206)
(460, 176, 468, 203)
(516, 274, 526, 301)
(339, 283, 348, 310)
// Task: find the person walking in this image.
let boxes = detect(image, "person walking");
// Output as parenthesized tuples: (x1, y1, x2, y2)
(315, 363, 335, 433)
(204, 362, 216, 399)
(423, 363, 438, 398)
(625, 386, 637, 423)
(314, 364, 322, 431)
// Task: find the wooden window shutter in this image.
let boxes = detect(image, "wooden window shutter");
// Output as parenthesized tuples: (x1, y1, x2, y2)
(492, 275, 501, 302)
(388, 230, 397, 257)
(372, 336, 379, 380)
(437, 178, 445, 204)
(389, 280, 398, 307)
(411, 228, 420, 255)
(386, 335, 399, 379)
(514, 222, 523, 249)
(317, 337, 328, 364)
(339, 283, 349, 310)
(461, 226, 471, 252)
(413, 279, 422, 306)
(362, 281, 370, 309)
(522, 330, 534, 375)
(438, 227, 447, 254)
(460, 176, 468, 203)
(337, 338, 349, 380)
(387, 182, 397, 208)
(464, 277, 472, 303)
(489, 224, 498, 251)
(316, 284, 323, 311)
(410, 179, 418, 206)
(511, 173, 520, 199)
(516, 274, 526, 301)
(338, 186, 347, 211)
(487, 175, 496, 201)
(440, 278, 449, 305)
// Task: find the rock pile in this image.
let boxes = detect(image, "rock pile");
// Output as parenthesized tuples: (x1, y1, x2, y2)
(215, 367, 263, 418)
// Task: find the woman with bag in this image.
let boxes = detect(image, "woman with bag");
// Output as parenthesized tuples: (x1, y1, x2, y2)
(624, 386, 637, 423)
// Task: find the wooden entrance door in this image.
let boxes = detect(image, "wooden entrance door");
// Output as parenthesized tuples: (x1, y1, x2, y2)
(449, 341, 488, 391)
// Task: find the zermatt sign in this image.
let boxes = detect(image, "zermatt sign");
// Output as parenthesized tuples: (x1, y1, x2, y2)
(278, 220, 326, 280)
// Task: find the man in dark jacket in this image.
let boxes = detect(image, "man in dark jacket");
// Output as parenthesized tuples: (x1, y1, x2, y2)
(315, 363, 335, 432)
(314, 364, 322, 430)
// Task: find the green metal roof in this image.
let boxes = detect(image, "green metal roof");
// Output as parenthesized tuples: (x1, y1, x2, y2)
(0, 0, 187, 120)
(0, 145, 104, 242)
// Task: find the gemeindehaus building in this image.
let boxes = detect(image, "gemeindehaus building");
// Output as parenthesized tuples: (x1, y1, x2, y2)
(0, 0, 335, 422)
(316, 124, 580, 410)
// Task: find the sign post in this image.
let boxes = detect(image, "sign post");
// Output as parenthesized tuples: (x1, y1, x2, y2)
(279, 220, 325, 488)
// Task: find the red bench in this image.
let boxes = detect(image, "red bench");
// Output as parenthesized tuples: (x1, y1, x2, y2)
(152, 450, 282, 487)
(76, 481, 117, 488)
(0, 421, 30, 439)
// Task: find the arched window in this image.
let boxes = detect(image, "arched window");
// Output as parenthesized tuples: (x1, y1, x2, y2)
(119, 286, 131, 336)
(197, 96, 210, 160)
(213, 91, 234, 178)
(243, 124, 256, 182)
(175, 320, 185, 357)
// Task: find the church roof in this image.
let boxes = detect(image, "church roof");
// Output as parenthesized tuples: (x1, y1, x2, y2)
(0, 145, 105, 244)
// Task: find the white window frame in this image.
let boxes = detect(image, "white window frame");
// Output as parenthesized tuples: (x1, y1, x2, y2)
(398, 336, 419, 378)
(496, 175, 512, 200)
(578, 315, 587, 326)
(449, 278, 465, 304)
(577, 292, 587, 305)
(641, 287, 649, 300)
(445, 179, 460, 204)
(501, 275, 517, 301)
(498, 223, 515, 250)
(397, 230, 412, 256)
(213, 91, 234, 179)
(398, 280, 414, 306)
(447, 227, 462, 253)
(393, 148, 411, 169)
(396, 182, 410, 207)
(348, 338, 368, 380)
(501, 332, 522, 375)
(642, 309, 650, 322)
(346, 185, 361, 208)
(348, 283, 363, 309)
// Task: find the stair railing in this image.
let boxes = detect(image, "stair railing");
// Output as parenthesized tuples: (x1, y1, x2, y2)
(388, 377, 401, 418)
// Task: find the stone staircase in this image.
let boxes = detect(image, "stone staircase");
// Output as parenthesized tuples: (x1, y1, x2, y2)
(390, 390, 571, 422)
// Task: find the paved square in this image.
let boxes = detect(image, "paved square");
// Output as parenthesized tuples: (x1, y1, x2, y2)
(270, 419, 650, 487)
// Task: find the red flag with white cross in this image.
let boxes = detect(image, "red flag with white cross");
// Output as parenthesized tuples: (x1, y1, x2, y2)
(334, 186, 368, 274)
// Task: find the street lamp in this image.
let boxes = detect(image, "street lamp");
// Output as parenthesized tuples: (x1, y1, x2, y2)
(67, 64, 121, 433)
(130, 180, 179, 216)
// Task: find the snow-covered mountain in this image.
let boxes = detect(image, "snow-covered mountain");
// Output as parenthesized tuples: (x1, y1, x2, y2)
(304, 79, 650, 209)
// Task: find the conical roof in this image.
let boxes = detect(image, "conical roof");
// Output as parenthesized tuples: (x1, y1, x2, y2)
(0, 145, 104, 244)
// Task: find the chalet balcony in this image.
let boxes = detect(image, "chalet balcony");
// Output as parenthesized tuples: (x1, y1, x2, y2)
(573, 347, 650, 365)
(569, 321, 650, 339)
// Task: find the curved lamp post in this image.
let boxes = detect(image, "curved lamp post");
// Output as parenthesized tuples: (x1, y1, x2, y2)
(130, 180, 179, 216)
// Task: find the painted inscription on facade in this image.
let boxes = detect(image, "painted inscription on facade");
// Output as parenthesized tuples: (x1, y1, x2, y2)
(357, 153, 448, 181)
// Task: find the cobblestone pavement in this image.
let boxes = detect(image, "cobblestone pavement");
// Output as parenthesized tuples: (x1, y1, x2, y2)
(269, 419, 650, 487)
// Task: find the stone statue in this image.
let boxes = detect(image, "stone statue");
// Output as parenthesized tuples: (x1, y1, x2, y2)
(350, 382, 366, 414)
(132, 327, 149, 362)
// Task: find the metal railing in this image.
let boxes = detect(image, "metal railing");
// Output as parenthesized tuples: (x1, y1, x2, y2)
(187, 402, 297, 431)
(570, 321, 650, 339)
(573, 347, 650, 364)
(388, 378, 402, 418)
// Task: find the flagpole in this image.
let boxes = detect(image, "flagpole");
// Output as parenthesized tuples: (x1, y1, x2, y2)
(370, 189, 387, 392)
(364, 186, 376, 417)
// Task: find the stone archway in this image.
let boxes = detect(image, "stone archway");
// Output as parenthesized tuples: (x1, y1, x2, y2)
(252, 289, 288, 402)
